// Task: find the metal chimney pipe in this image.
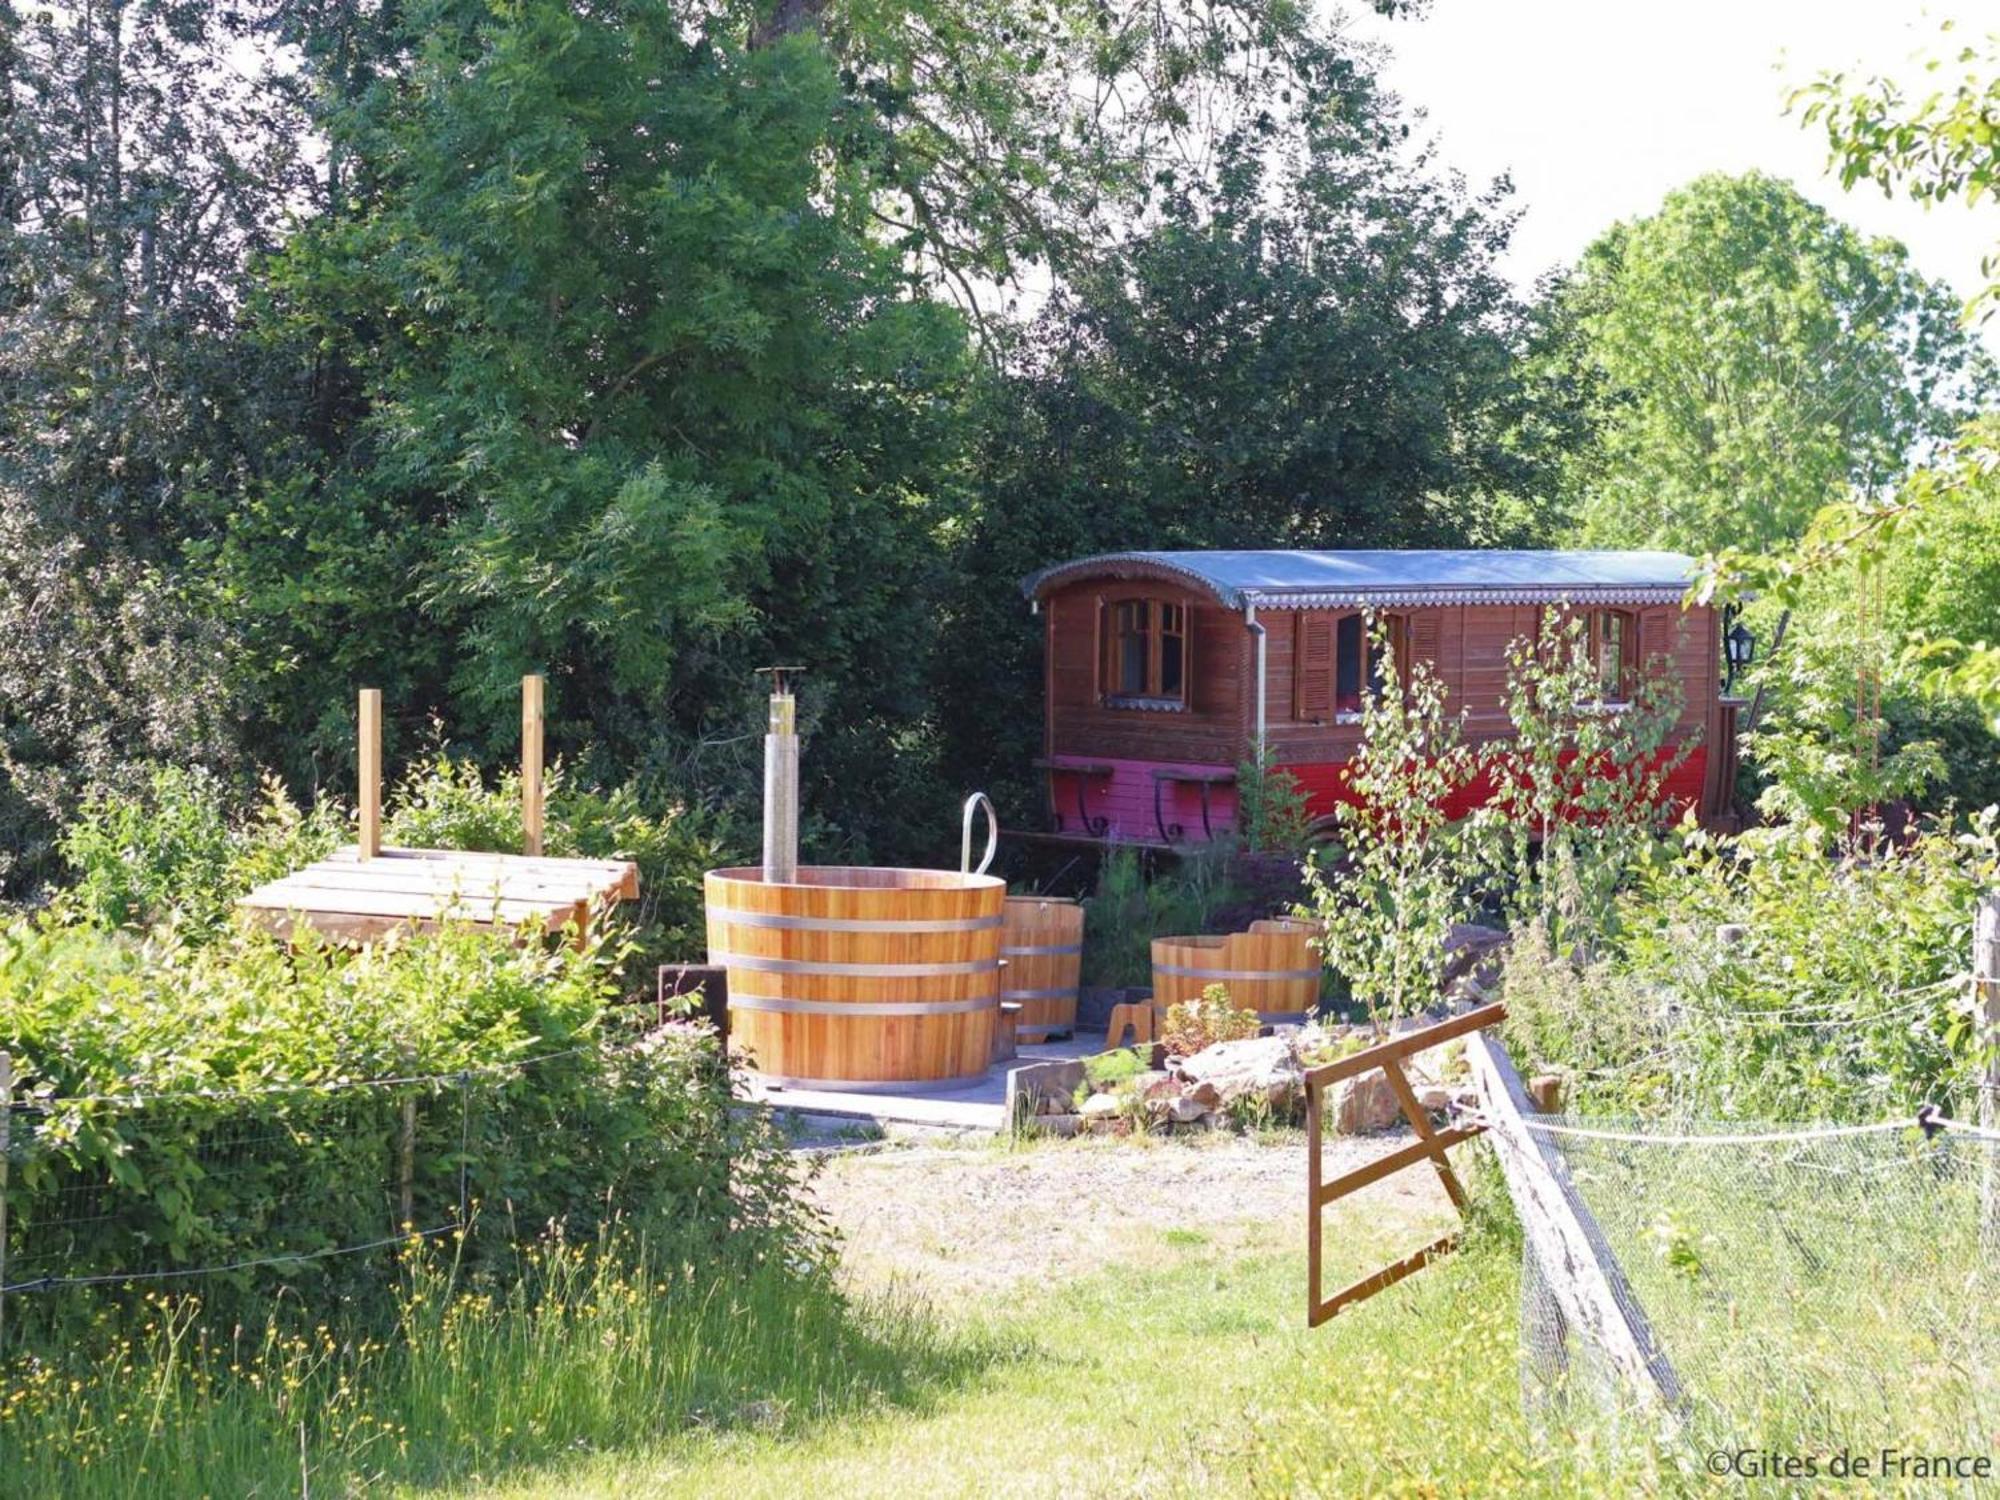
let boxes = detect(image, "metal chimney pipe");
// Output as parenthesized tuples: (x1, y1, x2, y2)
(761, 670, 800, 883)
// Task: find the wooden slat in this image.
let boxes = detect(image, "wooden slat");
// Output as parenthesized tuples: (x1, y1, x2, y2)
(1306, 1002, 1507, 1088)
(1312, 1232, 1459, 1327)
(1465, 1030, 1685, 1419)
(239, 883, 582, 925)
(1381, 1057, 1470, 1211)
(318, 845, 637, 902)
(1316, 1123, 1483, 1206)
(240, 863, 608, 903)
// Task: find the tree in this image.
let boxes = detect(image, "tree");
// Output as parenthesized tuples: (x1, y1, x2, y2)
(0, 0, 307, 889)
(939, 122, 1560, 813)
(1796, 22, 2000, 322)
(229, 2, 976, 857)
(1544, 172, 1993, 553)
(1302, 630, 1481, 1022)
(1475, 611, 1688, 954)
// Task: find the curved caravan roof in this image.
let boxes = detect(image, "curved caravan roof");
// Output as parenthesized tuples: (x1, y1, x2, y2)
(1020, 549, 1698, 611)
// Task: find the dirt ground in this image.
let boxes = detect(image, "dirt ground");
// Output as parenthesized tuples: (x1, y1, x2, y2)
(806, 1131, 1457, 1299)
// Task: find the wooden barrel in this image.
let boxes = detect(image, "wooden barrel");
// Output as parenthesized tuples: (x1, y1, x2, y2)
(1150, 922, 1320, 1025)
(1001, 896, 1083, 1043)
(705, 866, 1006, 1089)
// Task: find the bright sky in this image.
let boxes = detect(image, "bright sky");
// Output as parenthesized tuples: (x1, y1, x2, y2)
(1349, 0, 1999, 351)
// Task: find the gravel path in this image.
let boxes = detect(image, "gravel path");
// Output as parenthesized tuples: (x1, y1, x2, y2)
(808, 1131, 1456, 1299)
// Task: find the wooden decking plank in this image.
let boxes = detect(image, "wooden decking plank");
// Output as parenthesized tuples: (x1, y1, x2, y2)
(239, 885, 579, 922)
(244, 863, 610, 903)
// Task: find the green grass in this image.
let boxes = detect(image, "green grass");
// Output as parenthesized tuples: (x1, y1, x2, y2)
(25, 1139, 1961, 1499)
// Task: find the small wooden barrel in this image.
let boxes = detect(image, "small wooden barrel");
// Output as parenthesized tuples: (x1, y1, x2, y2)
(1001, 896, 1083, 1043)
(705, 866, 1005, 1089)
(1151, 922, 1320, 1025)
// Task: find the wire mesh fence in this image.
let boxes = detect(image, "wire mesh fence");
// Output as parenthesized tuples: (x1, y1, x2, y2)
(1514, 1111, 2000, 1465)
(0, 1044, 674, 1353)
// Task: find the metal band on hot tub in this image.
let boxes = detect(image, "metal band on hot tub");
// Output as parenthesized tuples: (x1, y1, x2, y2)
(708, 907, 1003, 934)
(726, 994, 998, 1017)
(709, 950, 1000, 978)
(999, 942, 1084, 956)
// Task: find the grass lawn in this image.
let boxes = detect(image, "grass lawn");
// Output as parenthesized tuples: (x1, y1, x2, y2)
(426, 1139, 1684, 1499)
(4, 1135, 1720, 1497)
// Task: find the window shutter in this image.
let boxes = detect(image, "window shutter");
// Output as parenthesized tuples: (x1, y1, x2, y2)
(1296, 615, 1334, 720)
(1410, 614, 1441, 666)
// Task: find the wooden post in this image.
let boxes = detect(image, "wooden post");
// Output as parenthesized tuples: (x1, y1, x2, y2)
(1466, 1029, 1684, 1423)
(397, 1045, 417, 1234)
(1305, 1052, 1322, 1328)
(0, 1051, 11, 1355)
(521, 674, 545, 858)
(358, 688, 382, 860)
(1977, 894, 2000, 1248)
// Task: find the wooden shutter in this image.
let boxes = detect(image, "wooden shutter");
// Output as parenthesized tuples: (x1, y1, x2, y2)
(1296, 615, 1334, 720)
(1410, 613, 1441, 667)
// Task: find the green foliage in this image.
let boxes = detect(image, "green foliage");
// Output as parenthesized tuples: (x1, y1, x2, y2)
(1079, 846, 1243, 989)
(0, 912, 755, 1334)
(1302, 629, 1481, 1021)
(1507, 816, 1998, 1121)
(1476, 610, 1687, 952)
(1542, 172, 1993, 551)
(385, 754, 735, 969)
(1743, 626, 1949, 834)
(55, 755, 734, 971)
(1795, 21, 2000, 319)
(0, 1219, 964, 1495)
(1233, 746, 1313, 854)
(59, 767, 346, 934)
(1158, 984, 1262, 1058)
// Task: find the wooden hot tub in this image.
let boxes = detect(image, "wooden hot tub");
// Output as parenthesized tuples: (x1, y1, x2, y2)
(1150, 919, 1321, 1026)
(705, 866, 1007, 1089)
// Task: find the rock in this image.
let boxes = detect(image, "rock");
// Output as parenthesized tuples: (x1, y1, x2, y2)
(1527, 1074, 1565, 1114)
(1164, 1094, 1209, 1124)
(1331, 1069, 1401, 1134)
(1137, 1070, 1178, 1102)
(1080, 1091, 1124, 1120)
(1416, 1084, 1453, 1115)
(1716, 923, 1750, 949)
(1005, 1058, 1085, 1122)
(1440, 923, 1509, 994)
(1179, 1033, 1305, 1110)
(1186, 1080, 1223, 1111)
(1037, 1091, 1074, 1115)
(1033, 1112, 1083, 1138)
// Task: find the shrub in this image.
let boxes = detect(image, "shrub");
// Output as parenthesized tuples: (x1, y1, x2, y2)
(1234, 745, 1313, 853)
(0, 913, 785, 1343)
(59, 766, 346, 933)
(1303, 628, 1481, 1021)
(1159, 983, 1262, 1057)
(386, 753, 737, 969)
(1474, 608, 1687, 954)
(1509, 814, 2000, 1122)
(1080, 845, 1243, 988)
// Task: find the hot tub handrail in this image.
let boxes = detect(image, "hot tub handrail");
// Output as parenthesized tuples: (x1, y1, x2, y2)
(961, 792, 998, 877)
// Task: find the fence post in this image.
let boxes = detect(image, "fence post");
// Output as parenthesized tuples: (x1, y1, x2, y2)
(0, 1051, 11, 1356)
(398, 1045, 417, 1235)
(1977, 894, 2000, 1248)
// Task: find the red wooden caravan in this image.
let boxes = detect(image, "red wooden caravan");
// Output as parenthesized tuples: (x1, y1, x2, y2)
(1020, 550, 1744, 844)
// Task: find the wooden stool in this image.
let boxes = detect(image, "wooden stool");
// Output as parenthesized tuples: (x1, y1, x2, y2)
(1104, 1002, 1155, 1050)
(993, 1001, 1023, 1064)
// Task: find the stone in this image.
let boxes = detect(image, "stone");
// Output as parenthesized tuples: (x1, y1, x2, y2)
(1080, 1092, 1124, 1121)
(1033, 1112, 1083, 1138)
(1137, 1070, 1178, 1102)
(1165, 1094, 1208, 1124)
(1186, 1080, 1223, 1111)
(1416, 1084, 1453, 1115)
(1178, 1033, 1304, 1110)
(1331, 1069, 1401, 1134)
(1005, 1057, 1085, 1123)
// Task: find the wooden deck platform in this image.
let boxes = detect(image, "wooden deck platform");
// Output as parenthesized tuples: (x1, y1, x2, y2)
(238, 845, 639, 944)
